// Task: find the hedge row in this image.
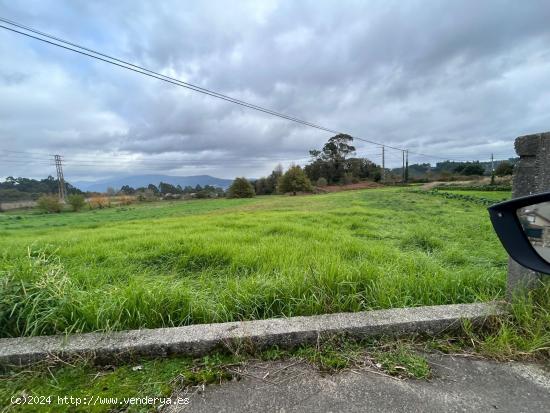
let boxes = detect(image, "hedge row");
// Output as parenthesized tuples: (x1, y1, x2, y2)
(411, 189, 508, 206)
(431, 185, 511, 192)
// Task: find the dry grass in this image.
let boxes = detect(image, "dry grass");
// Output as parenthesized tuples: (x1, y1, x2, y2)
(87, 196, 111, 209)
(319, 181, 382, 192)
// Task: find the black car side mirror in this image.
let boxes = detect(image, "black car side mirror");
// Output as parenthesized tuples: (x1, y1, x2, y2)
(488, 192, 550, 275)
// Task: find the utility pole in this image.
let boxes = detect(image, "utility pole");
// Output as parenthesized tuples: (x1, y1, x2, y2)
(402, 150, 405, 183)
(54, 154, 66, 201)
(381, 146, 385, 183)
(405, 149, 409, 183)
(490, 153, 495, 185)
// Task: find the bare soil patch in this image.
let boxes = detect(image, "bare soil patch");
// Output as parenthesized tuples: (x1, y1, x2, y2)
(321, 181, 382, 192)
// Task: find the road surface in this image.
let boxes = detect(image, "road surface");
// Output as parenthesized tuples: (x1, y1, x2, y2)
(164, 352, 550, 413)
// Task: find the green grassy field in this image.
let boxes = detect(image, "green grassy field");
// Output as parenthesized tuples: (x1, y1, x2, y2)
(0, 188, 508, 338)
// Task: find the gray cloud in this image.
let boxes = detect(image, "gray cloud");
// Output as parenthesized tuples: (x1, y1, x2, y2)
(1, 0, 549, 181)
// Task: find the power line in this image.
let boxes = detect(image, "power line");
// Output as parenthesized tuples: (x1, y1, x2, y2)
(0, 149, 54, 158)
(0, 158, 52, 164)
(0, 22, 360, 143)
(61, 156, 309, 166)
(1, 147, 313, 167)
(62, 153, 308, 163)
(0, 149, 513, 170)
(0, 155, 53, 163)
(0, 17, 469, 161)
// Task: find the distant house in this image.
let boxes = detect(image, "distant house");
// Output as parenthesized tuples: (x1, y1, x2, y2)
(519, 203, 550, 254)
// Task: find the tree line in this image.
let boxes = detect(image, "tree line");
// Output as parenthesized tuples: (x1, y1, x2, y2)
(0, 176, 82, 202)
(118, 183, 224, 199)
(393, 159, 516, 181)
(229, 134, 382, 198)
(0, 134, 383, 203)
(2, 133, 516, 204)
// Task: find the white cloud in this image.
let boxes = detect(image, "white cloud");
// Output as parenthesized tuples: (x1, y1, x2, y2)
(0, 0, 549, 180)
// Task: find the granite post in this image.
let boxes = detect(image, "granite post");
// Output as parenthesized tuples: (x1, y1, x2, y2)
(507, 131, 550, 297)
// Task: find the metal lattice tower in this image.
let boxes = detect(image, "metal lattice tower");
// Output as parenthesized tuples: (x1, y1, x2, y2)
(54, 154, 66, 200)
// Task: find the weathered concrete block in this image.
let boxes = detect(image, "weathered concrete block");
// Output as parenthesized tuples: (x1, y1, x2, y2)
(0, 303, 505, 367)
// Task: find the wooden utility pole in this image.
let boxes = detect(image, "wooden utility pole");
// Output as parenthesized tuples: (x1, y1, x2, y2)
(54, 154, 66, 201)
(402, 150, 405, 183)
(405, 150, 409, 183)
(381, 146, 385, 183)
(490, 153, 495, 185)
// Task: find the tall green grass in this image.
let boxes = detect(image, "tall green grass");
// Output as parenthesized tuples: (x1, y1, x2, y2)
(0, 189, 507, 338)
(470, 282, 550, 358)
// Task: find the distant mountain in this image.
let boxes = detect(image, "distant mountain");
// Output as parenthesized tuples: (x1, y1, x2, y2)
(74, 174, 234, 192)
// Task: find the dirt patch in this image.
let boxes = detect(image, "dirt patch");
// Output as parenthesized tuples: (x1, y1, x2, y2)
(321, 181, 382, 192)
(421, 180, 475, 190)
(421, 176, 512, 190)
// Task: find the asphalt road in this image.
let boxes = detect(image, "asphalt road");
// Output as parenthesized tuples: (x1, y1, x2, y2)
(164, 353, 550, 413)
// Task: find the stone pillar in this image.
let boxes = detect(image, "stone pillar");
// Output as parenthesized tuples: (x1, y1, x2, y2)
(507, 131, 550, 297)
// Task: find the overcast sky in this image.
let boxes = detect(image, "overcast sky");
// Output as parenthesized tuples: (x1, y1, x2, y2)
(1, 0, 549, 181)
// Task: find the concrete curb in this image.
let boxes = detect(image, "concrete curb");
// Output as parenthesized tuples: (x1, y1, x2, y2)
(0, 302, 506, 366)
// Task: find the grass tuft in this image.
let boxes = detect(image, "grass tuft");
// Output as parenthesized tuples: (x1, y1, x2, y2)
(371, 344, 431, 379)
(428, 280, 550, 361)
(0, 248, 84, 337)
(467, 282, 550, 359)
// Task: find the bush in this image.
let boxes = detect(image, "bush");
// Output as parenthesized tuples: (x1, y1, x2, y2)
(88, 196, 110, 209)
(495, 161, 514, 177)
(117, 195, 135, 206)
(195, 190, 215, 199)
(433, 185, 511, 192)
(317, 177, 328, 187)
(342, 173, 354, 185)
(227, 178, 255, 198)
(278, 166, 313, 195)
(413, 189, 508, 206)
(136, 189, 157, 202)
(67, 194, 86, 211)
(454, 162, 485, 176)
(37, 195, 63, 213)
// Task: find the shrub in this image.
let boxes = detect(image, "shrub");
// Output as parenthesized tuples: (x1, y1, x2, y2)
(342, 173, 354, 185)
(434, 185, 511, 192)
(278, 166, 313, 195)
(117, 195, 135, 206)
(88, 196, 110, 209)
(37, 195, 63, 213)
(495, 161, 514, 177)
(136, 189, 157, 202)
(412, 189, 508, 206)
(228, 178, 255, 198)
(195, 190, 213, 199)
(317, 177, 328, 187)
(67, 194, 86, 212)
